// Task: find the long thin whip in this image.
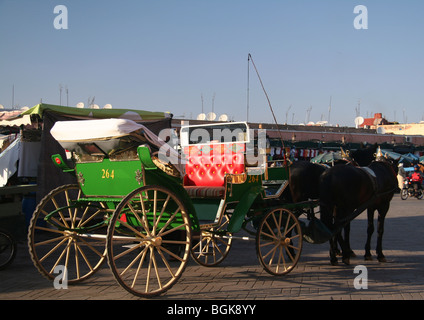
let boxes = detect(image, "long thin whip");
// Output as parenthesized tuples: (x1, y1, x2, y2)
(247, 53, 287, 161)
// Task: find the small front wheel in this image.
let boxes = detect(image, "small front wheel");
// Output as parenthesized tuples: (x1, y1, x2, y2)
(400, 188, 409, 200)
(191, 214, 232, 267)
(107, 185, 192, 298)
(256, 208, 302, 276)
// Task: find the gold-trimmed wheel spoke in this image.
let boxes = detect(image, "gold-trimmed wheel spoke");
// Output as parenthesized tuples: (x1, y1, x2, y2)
(256, 208, 302, 276)
(191, 214, 232, 267)
(107, 185, 191, 298)
(28, 184, 107, 283)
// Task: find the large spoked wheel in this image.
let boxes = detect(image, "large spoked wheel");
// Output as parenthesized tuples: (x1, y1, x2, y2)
(191, 214, 232, 267)
(28, 184, 108, 283)
(0, 229, 17, 270)
(106, 185, 192, 298)
(256, 207, 302, 276)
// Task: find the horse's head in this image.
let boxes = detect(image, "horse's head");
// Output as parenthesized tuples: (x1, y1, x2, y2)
(340, 148, 358, 166)
(374, 146, 385, 161)
(373, 147, 399, 175)
(373, 153, 399, 180)
(350, 143, 378, 166)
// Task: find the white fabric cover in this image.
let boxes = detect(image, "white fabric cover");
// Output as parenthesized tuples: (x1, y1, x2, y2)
(50, 118, 144, 142)
(0, 135, 21, 187)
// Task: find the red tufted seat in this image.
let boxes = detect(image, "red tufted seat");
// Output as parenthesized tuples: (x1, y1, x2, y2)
(183, 143, 245, 198)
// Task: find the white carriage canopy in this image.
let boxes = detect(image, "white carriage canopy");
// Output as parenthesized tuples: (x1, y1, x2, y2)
(51, 118, 146, 142)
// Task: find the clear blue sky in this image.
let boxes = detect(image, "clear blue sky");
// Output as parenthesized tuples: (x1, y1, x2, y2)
(1, 0, 423, 126)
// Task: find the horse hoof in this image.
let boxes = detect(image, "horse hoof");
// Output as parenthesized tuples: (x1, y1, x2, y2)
(349, 251, 357, 258)
(342, 258, 350, 265)
(378, 257, 387, 263)
(330, 260, 338, 266)
(364, 255, 373, 261)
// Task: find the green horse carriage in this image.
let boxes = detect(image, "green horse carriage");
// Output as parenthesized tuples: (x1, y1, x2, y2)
(28, 118, 319, 297)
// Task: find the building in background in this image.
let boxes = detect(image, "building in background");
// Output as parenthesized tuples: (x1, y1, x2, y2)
(377, 122, 424, 137)
(359, 113, 391, 129)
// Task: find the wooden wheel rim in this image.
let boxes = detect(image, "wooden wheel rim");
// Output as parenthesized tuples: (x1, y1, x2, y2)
(28, 184, 108, 283)
(107, 185, 191, 297)
(256, 208, 302, 276)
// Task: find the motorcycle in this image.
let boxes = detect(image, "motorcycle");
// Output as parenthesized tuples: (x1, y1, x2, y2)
(401, 177, 423, 200)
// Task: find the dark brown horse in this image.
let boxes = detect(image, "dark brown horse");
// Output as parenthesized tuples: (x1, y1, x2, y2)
(350, 143, 378, 167)
(289, 157, 353, 247)
(288, 146, 372, 205)
(319, 157, 398, 265)
(288, 160, 335, 245)
(289, 160, 327, 204)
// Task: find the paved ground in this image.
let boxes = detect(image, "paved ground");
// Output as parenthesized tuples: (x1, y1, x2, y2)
(1, 194, 423, 304)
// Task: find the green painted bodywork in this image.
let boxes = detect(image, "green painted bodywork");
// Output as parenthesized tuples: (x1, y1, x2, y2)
(51, 145, 293, 235)
(226, 185, 262, 233)
(75, 159, 143, 197)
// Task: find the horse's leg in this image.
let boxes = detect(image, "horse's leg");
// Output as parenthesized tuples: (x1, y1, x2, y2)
(329, 235, 339, 266)
(332, 208, 351, 265)
(376, 203, 389, 262)
(335, 237, 342, 256)
(343, 222, 356, 258)
(336, 231, 351, 265)
(335, 225, 349, 257)
(320, 203, 339, 265)
(364, 208, 374, 260)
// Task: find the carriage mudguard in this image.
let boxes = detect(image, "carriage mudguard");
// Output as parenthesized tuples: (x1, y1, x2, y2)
(137, 146, 158, 170)
(227, 185, 262, 233)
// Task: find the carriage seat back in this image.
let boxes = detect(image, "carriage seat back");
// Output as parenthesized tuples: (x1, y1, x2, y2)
(183, 143, 245, 187)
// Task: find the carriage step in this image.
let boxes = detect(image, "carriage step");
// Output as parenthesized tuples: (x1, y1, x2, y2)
(76, 197, 123, 203)
(222, 235, 254, 241)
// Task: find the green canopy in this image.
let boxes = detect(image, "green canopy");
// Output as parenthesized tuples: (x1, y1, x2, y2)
(21, 103, 171, 121)
(380, 149, 402, 160)
(402, 153, 419, 162)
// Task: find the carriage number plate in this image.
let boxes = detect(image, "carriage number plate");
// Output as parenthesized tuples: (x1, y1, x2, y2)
(247, 175, 260, 183)
(101, 169, 115, 179)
